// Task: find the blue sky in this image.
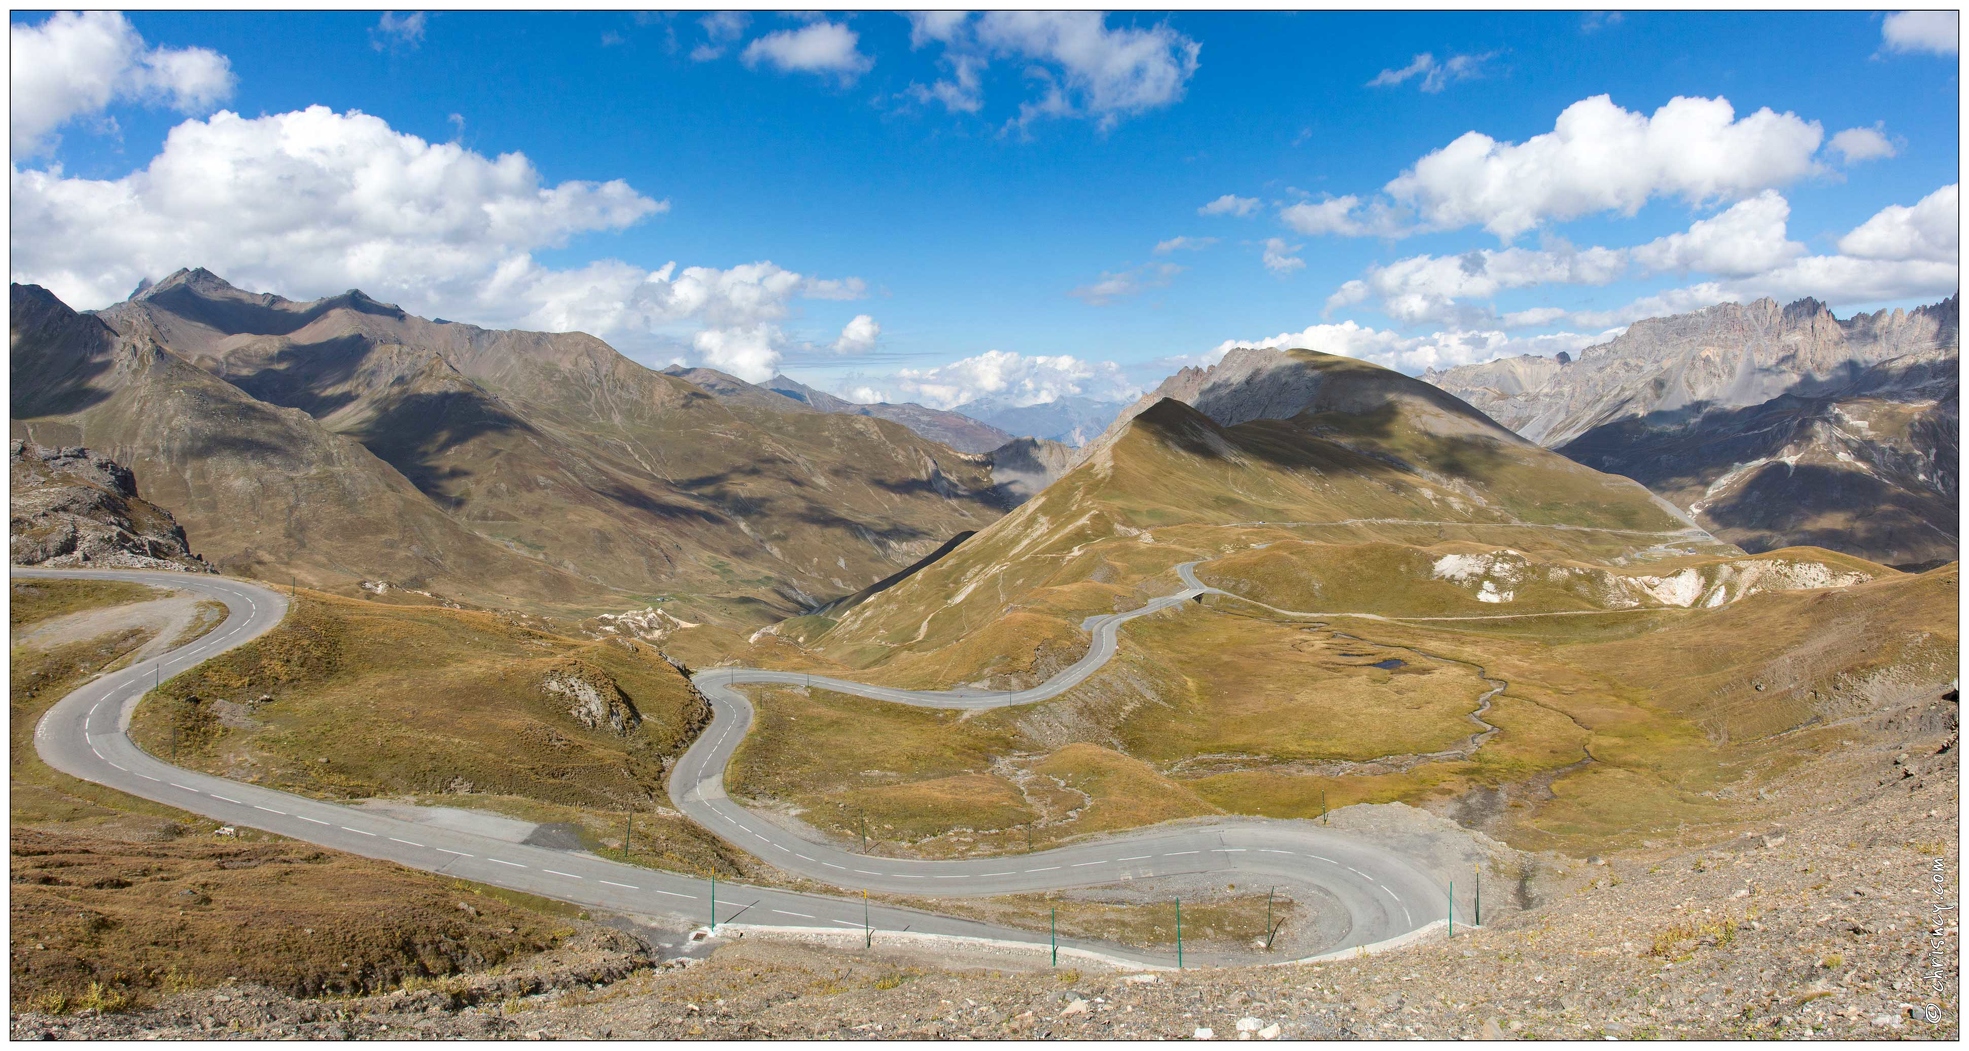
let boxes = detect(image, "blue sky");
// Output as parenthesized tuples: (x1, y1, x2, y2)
(10, 9, 1960, 409)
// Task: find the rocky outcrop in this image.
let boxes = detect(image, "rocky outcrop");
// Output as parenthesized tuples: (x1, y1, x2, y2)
(984, 436, 1076, 503)
(9, 440, 210, 571)
(540, 662, 642, 736)
(1425, 296, 1959, 568)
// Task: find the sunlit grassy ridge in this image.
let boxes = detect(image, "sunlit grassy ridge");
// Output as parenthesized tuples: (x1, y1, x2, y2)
(128, 589, 707, 809)
(723, 353, 1955, 860)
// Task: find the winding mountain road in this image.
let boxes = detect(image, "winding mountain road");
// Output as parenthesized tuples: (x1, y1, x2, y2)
(23, 564, 1458, 967)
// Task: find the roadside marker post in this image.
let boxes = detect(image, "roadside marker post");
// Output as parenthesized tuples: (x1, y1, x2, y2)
(864, 889, 871, 948)
(1265, 888, 1276, 950)
(1175, 899, 1183, 970)
(623, 813, 633, 859)
(1475, 866, 1481, 926)
(860, 813, 867, 853)
(710, 873, 716, 931)
(1321, 790, 1327, 825)
(1448, 880, 1454, 939)
(1051, 908, 1058, 967)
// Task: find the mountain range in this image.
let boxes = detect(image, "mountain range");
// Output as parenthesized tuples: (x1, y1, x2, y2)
(662, 367, 1017, 454)
(1426, 296, 1958, 569)
(949, 392, 1129, 447)
(813, 346, 1730, 684)
(10, 270, 1015, 621)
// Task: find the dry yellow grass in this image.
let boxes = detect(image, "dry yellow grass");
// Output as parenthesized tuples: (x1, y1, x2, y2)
(11, 578, 162, 630)
(127, 590, 706, 809)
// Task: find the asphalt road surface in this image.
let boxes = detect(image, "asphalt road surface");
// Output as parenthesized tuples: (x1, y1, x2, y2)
(677, 561, 1453, 955)
(25, 565, 1455, 966)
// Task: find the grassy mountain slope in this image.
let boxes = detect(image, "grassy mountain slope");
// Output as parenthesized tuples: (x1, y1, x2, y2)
(18, 270, 1011, 621)
(707, 348, 1955, 864)
(10, 284, 586, 606)
(814, 351, 1720, 685)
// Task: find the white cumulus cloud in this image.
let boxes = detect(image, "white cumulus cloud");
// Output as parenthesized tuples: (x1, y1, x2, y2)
(12, 105, 663, 312)
(692, 11, 750, 62)
(1882, 11, 1958, 55)
(1629, 191, 1805, 277)
(903, 12, 1200, 130)
(884, 350, 1141, 410)
(1384, 94, 1824, 240)
(1344, 243, 1627, 325)
(1199, 193, 1260, 217)
(371, 12, 426, 52)
(741, 21, 872, 83)
(11, 104, 867, 383)
(1212, 321, 1616, 375)
(1838, 183, 1958, 263)
(1828, 124, 1897, 164)
(1261, 238, 1305, 274)
(11, 11, 235, 156)
(833, 313, 881, 354)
